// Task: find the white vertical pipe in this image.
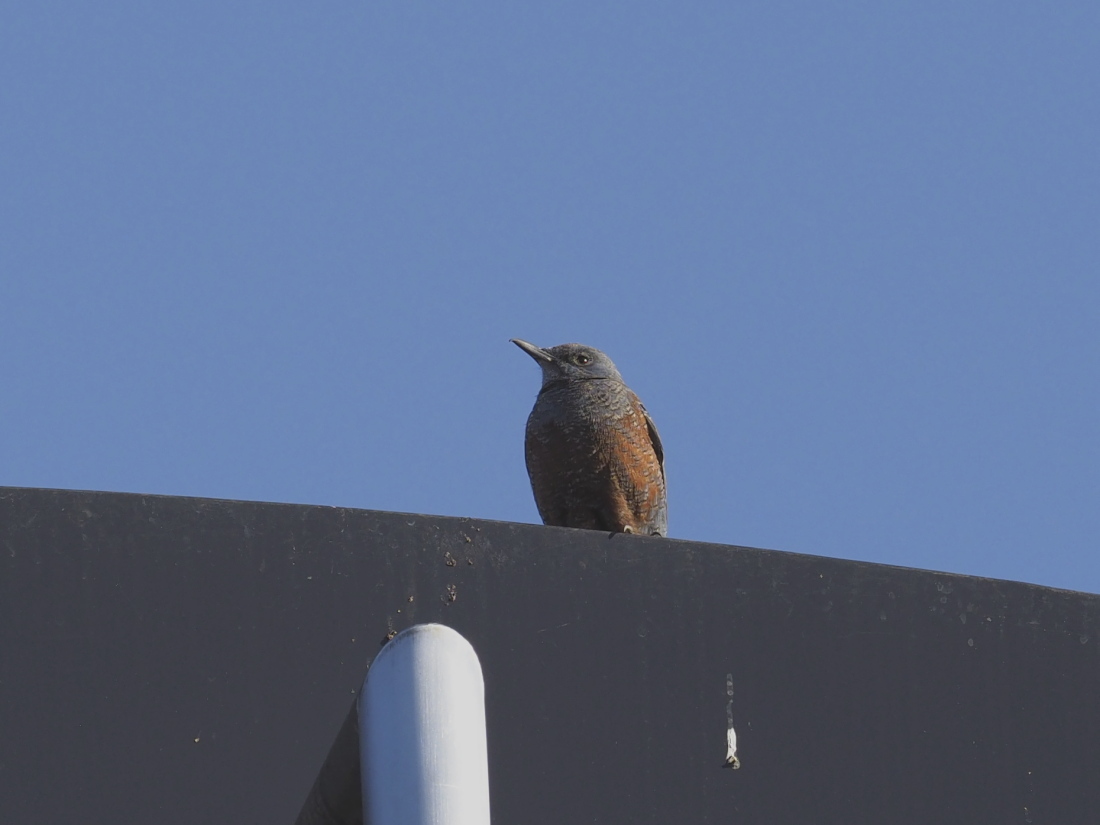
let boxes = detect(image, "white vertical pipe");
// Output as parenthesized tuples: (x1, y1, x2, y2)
(359, 623, 491, 825)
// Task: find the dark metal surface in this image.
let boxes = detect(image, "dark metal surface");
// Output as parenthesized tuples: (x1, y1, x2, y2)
(296, 700, 361, 825)
(2, 486, 1098, 824)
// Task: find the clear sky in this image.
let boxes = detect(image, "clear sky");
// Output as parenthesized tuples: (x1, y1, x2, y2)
(2, 3, 1097, 594)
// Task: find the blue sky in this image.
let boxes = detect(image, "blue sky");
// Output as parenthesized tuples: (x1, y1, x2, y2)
(2, 2, 1097, 594)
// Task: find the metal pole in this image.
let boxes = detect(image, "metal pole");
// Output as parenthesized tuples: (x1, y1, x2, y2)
(359, 624, 491, 825)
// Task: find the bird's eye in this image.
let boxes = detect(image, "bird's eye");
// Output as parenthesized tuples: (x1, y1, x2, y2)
(575, 354, 591, 365)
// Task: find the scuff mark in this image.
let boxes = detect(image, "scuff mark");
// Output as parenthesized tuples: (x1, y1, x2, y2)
(724, 673, 740, 769)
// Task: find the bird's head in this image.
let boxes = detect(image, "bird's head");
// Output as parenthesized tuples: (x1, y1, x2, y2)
(511, 339, 624, 386)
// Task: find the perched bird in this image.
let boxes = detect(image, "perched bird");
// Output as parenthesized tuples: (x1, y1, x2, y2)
(511, 339, 667, 536)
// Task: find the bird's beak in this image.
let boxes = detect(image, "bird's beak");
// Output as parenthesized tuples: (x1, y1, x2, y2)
(510, 338, 555, 364)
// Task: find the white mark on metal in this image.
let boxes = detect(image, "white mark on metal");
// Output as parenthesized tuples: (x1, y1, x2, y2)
(724, 673, 740, 769)
(535, 622, 572, 634)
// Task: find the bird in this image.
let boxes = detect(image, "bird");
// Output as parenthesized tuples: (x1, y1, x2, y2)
(511, 339, 667, 536)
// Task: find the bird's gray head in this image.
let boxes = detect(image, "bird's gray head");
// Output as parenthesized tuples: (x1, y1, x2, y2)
(511, 339, 624, 387)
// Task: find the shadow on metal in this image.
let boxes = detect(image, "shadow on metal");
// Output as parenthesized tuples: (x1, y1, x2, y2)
(297, 700, 361, 825)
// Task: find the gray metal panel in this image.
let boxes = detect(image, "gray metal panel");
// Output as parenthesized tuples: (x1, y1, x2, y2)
(1, 487, 1097, 824)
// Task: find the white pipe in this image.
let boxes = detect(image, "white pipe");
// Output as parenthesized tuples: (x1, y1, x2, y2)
(359, 624, 491, 825)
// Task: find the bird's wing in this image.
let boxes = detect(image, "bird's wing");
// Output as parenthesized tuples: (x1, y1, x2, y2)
(632, 392, 664, 479)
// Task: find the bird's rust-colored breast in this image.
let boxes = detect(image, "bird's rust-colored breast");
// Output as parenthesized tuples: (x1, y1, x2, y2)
(524, 379, 666, 536)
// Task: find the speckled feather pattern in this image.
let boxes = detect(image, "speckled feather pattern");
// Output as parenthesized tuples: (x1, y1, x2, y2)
(517, 342, 667, 536)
